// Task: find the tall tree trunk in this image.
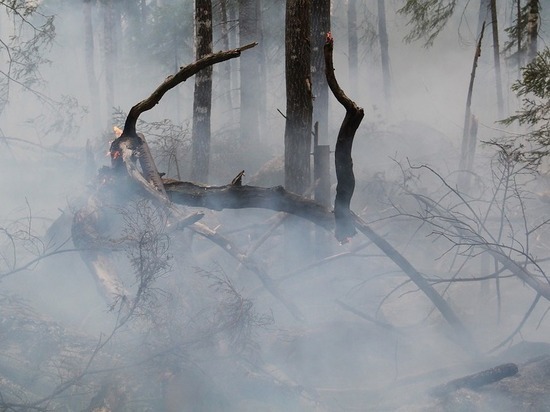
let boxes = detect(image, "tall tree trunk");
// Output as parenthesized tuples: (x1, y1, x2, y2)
(490, 0, 504, 118)
(310, 0, 330, 144)
(285, 0, 313, 268)
(459, 22, 485, 190)
(527, 0, 539, 62)
(238, 0, 261, 145)
(377, 0, 391, 108)
(477, 0, 490, 35)
(285, 0, 313, 195)
(83, 0, 101, 131)
(515, 0, 522, 74)
(218, 0, 234, 120)
(102, 0, 116, 129)
(191, 0, 213, 183)
(348, 0, 358, 93)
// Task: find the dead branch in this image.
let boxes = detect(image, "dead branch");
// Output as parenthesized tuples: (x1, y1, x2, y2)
(165, 181, 334, 230)
(121, 42, 257, 137)
(430, 363, 518, 397)
(324, 32, 364, 242)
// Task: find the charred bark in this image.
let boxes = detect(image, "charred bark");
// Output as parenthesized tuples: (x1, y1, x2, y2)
(324, 32, 364, 242)
(430, 363, 518, 396)
(285, 0, 313, 195)
(191, 0, 213, 183)
(310, 0, 330, 144)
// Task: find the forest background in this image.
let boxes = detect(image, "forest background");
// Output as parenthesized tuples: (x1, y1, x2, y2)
(1, 0, 550, 411)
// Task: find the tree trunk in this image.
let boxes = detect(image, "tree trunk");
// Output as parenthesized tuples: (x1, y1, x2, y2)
(102, 0, 117, 129)
(459, 22, 485, 190)
(83, 0, 101, 132)
(477, 0, 490, 35)
(348, 0, 358, 93)
(378, 0, 391, 108)
(219, 0, 234, 119)
(310, 0, 330, 144)
(191, 0, 213, 183)
(238, 0, 261, 145)
(490, 0, 504, 118)
(284, 0, 312, 195)
(527, 0, 539, 63)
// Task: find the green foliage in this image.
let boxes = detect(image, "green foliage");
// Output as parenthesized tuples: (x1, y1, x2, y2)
(398, 0, 457, 47)
(503, 2, 532, 57)
(500, 47, 550, 167)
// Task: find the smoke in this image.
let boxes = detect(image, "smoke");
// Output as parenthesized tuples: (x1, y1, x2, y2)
(2, 1, 550, 410)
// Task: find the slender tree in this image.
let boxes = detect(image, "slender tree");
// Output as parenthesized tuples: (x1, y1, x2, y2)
(285, 0, 313, 195)
(238, 0, 261, 145)
(490, 0, 504, 117)
(348, 0, 358, 93)
(527, 0, 539, 62)
(191, 0, 214, 182)
(218, 0, 234, 117)
(378, 0, 391, 107)
(310, 0, 331, 144)
(83, 0, 101, 130)
(102, 0, 117, 129)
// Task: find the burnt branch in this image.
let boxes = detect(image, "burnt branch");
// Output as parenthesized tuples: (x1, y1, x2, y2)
(165, 181, 334, 230)
(430, 363, 518, 397)
(324, 32, 365, 242)
(122, 42, 257, 137)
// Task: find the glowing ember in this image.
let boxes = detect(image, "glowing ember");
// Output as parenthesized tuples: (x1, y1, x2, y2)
(113, 126, 123, 137)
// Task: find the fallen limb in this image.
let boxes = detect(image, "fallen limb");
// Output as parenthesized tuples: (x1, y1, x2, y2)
(165, 181, 334, 230)
(430, 363, 518, 397)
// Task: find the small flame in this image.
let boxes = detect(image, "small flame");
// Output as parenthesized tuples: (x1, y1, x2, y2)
(113, 126, 123, 138)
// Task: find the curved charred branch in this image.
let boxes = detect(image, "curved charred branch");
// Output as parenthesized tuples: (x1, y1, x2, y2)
(165, 181, 334, 230)
(324, 32, 364, 242)
(122, 42, 257, 137)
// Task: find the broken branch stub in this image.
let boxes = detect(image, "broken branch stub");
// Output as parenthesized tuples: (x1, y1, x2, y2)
(324, 32, 364, 242)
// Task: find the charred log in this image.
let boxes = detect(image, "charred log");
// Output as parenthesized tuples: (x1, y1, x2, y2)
(430, 363, 518, 397)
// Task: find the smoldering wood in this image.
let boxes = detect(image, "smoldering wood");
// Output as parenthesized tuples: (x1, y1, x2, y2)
(324, 32, 364, 242)
(430, 363, 518, 397)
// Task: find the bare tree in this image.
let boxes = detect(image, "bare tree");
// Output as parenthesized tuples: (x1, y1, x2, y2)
(284, 0, 313, 195)
(238, 0, 262, 145)
(191, 0, 214, 182)
(310, 0, 331, 144)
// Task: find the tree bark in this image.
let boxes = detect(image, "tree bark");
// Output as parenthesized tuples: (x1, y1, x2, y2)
(458, 22, 485, 190)
(83, 0, 101, 131)
(238, 0, 261, 145)
(310, 0, 331, 144)
(102, 0, 117, 130)
(490, 0, 504, 118)
(378, 0, 391, 107)
(348, 0, 358, 93)
(324, 33, 364, 242)
(191, 0, 213, 183)
(527, 0, 539, 62)
(284, 0, 313, 195)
